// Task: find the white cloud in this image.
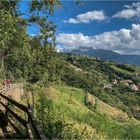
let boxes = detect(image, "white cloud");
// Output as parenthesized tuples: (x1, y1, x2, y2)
(63, 18, 79, 24)
(30, 33, 38, 37)
(113, 2, 140, 19)
(63, 10, 107, 24)
(57, 24, 140, 55)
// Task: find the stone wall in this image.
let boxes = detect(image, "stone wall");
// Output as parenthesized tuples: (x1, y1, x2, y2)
(0, 84, 24, 111)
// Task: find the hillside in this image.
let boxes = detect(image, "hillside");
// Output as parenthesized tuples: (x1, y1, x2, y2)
(26, 53, 140, 139)
(52, 85, 138, 124)
(31, 84, 140, 139)
(59, 53, 140, 120)
(1, 51, 140, 139)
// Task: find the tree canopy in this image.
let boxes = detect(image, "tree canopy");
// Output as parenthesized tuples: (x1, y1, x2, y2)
(0, 0, 61, 82)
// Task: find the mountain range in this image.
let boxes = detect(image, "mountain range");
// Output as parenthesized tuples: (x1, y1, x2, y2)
(69, 49, 140, 65)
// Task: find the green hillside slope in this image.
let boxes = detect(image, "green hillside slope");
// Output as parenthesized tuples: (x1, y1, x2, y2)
(25, 53, 140, 139)
(59, 54, 140, 120)
(31, 84, 140, 139)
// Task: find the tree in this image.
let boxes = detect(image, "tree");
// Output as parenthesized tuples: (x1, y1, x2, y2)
(0, 8, 28, 78)
(0, 0, 61, 81)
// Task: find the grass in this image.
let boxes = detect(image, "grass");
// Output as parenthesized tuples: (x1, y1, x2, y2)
(54, 85, 86, 105)
(51, 94, 123, 138)
(42, 84, 140, 139)
(96, 99, 137, 123)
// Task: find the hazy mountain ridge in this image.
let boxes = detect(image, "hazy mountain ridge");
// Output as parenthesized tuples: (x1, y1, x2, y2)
(69, 49, 140, 65)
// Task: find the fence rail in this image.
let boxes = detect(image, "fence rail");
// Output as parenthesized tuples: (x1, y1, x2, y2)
(0, 83, 46, 139)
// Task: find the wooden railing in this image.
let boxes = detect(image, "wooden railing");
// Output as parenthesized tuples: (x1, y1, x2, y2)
(0, 83, 46, 139)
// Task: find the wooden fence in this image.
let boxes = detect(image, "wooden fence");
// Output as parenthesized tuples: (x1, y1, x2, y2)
(0, 83, 46, 139)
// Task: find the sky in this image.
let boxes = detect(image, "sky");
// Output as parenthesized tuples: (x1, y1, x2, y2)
(20, 1, 140, 55)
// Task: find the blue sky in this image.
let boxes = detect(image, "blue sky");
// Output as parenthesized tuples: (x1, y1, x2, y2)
(20, 1, 140, 55)
(53, 1, 136, 35)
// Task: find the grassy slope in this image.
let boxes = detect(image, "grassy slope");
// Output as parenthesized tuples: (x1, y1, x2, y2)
(62, 55, 140, 119)
(45, 84, 140, 139)
(96, 99, 138, 123)
(111, 65, 134, 75)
